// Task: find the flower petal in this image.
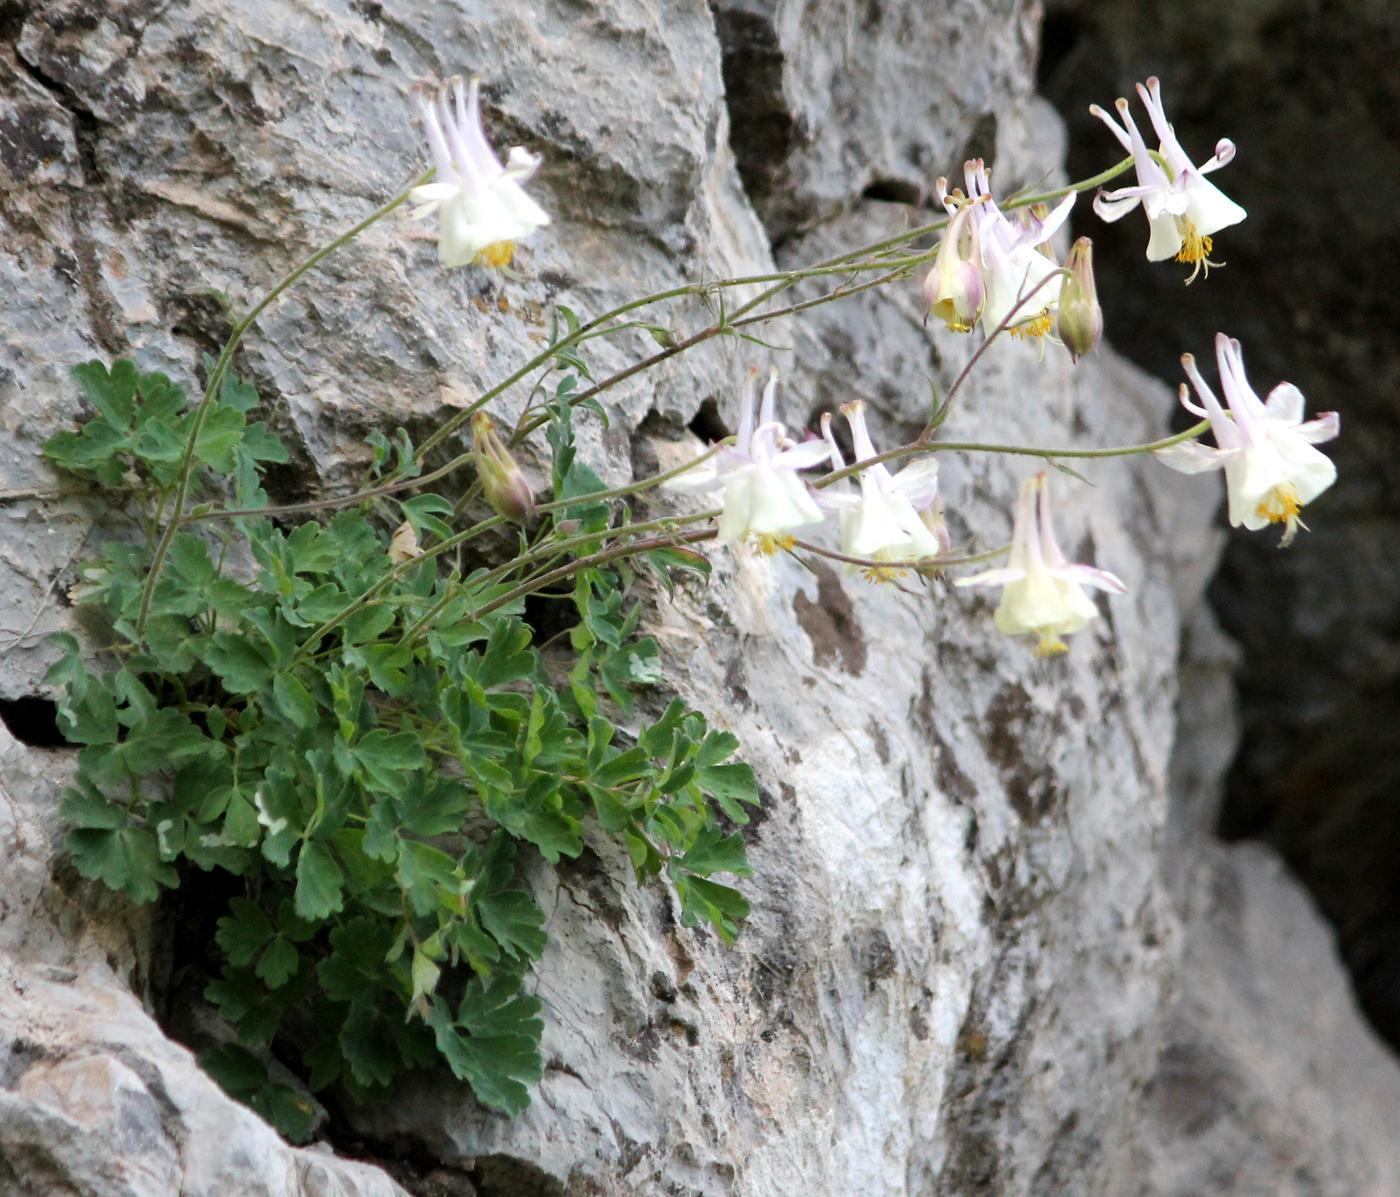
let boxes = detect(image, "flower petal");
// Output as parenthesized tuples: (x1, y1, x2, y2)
(954, 567, 1026, 589)
(1155, 440, 1231, 474)
(1049, 563, 1127, 594)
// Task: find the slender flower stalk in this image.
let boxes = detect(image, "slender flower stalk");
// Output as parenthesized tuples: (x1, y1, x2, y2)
(956, 473, 1126, 655)
(1089, 77, 1245, 282)
(1156, 333, 1339, 545)
(664, 371, 828, 554)
(408, 76, 550, 269)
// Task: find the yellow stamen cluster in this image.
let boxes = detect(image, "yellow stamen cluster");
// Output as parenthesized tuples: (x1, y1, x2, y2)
(934, 304, 976, 334)
(1008, 311, 1054, 340)
(1256, 484, 1305, 546)
(1174, 220, 1220, 283)
(474, 240, 516, 268)
(1255, 485, 1302, 526)
(1036, 632, 1070, 658)
(860, 563, 907, 584)
(754, 533, 796, 556)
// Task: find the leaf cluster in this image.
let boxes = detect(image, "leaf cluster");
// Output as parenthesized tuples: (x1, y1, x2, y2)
(40, 358, 755, 1139)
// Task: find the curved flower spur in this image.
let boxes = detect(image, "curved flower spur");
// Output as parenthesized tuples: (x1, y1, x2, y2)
(408, 75, 551, 269)
(1156, 333, 1339, 546)
(956, 473, 1126, 656)
(664, 370, 829, 554)
(1089, 76, 1245, 282)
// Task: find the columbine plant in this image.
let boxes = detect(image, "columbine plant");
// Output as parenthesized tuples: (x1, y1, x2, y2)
(820, 401, 948, 580)
(1089, 76, 1245, 282)
(663, 370, 828, 554)
(937, 160, 1076, 342)
(26, 58, 1340, 1148)
(1157, 333, 1339, 545)
(955, 473, 1127, 656)
(408, 75, 550, 268)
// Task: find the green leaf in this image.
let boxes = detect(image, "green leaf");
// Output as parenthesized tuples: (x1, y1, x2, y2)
(201, 1044, 319, 1144)
(352, 729, 427, 792)
(65, 822, 176, 904)
(695, 761, 760, 824)
(194, 405, 247, 471)
(398, 839, 459, 917)
(340, 996, 400, 1089)
(272, 672, 319, 729)
(294, 841, 344, 920)
(426, 978, 543, 1115)
(257, 937, 300, 989)
(678, 827, 752, 877)
(205, 632, 274, 694)
(671, 870, 750, 943)
(74, 359, 138, 427)
(216, 897, 275, 966)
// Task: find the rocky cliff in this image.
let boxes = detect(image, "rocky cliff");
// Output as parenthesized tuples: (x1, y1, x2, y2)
(1, 1, 1396, 1194)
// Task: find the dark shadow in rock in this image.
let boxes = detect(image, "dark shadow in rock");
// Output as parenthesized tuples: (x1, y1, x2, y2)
(1040, 0, 1400, 1057)
(0, 695, 65, 748)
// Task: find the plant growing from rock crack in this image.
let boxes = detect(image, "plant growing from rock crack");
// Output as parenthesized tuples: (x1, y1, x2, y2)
(30, 68, 1340, 1144)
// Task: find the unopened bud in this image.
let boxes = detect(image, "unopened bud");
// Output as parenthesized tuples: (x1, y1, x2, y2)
(922, 204, 984, 334)
(1055, 237, 1103, 364)
(471, 412, 536, 524)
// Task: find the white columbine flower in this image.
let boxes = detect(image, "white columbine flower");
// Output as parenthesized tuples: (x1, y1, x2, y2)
(1156, 333, 1339, 546)
(819, 401, 947, 581)
(923, 202, 985, 333)
(408, 76, 550, 269)
(942, 160, 1075, 342)
(956, 473, 1126, 656)
(1089, 76, 1245, 282)
(665, 371, 828, 554)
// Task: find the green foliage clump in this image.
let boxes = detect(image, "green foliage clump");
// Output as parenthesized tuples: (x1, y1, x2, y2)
(43, 358, 756, 1136)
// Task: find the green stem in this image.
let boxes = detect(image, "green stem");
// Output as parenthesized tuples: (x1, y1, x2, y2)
(791, 539, 1012, 572)
(135, 170, 432, 635)
(293, 453, 728, 659)
(418, 157, 1136, 462)
(818, 419, 1212, 488)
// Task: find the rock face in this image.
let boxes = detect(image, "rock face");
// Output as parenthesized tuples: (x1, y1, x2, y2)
(1040, 0, 1400, 1054)
(1, 2, 1397, 1196)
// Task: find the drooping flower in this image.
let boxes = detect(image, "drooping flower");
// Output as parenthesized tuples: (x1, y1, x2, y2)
(956, 473, 1126, 656)
(664, 371, 828, 554)
(1055, 237, 1103, 364)
(1156, 333, 1339, 546)
(923, 202, 985, 333)
(819, 401, 947, 581)
(408, 76, 550, 269)
(1089, 77, 1245, 282)
(939, 161, 1075, 343)
(472, 412, 536, 524)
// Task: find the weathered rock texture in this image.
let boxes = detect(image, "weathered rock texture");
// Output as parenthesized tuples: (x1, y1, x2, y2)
(1, 1, 1397, 1194)
(1041, 0, 1400, 1054)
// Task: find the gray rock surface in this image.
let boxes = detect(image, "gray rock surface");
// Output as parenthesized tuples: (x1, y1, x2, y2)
(1, 1, 1397, 1195)
(1041, 0, 1400, 1050)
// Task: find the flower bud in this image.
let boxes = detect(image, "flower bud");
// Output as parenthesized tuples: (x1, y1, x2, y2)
(471, 412, 536, 524)
(1055, 237, 1103, 364)
(922, 204, 984, 333)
